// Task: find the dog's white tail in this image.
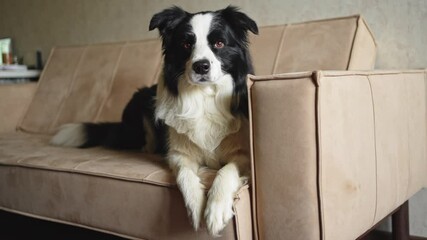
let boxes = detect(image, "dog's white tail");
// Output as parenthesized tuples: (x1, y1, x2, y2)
(50, 123, 87, 147)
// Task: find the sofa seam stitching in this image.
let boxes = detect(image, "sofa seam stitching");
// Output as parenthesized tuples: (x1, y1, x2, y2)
(49, 46, 88, 131)
(272, 25, 287, 74)
(72, 157, 109, 170)
(17, 48, 56, 132)
(367, 75, 379, 227)
(346, 16, 360, 70)
(93, 43, 126, 122)
(0, 162, 176, 188)
(232, 202, 241, 240)
(315, 78, 325, 240)
(404, 73, 411, 201)
(143, 169, 166, 181)
(247, 79, 260, 240)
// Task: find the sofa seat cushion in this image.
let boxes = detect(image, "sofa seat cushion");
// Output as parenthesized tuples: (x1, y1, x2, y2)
(0, 132, 172, 184)
(0, 132, 252, 239)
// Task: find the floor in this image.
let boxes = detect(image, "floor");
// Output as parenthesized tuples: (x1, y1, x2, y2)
(0, 210, 126, 240)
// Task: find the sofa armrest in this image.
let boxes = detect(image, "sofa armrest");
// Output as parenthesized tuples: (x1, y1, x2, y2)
(248, 72, 320, 240)
(0, 83, 37, 133)
(248, 70, 427, 240)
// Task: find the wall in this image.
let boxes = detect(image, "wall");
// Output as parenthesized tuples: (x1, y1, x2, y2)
(0, 0, 426, 69)
(0, 0, 426, 237)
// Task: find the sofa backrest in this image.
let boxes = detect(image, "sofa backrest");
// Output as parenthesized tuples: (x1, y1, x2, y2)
(250, 15, 376, 75)
(18, 15, 376, 134)
(19, 40, 162, 134)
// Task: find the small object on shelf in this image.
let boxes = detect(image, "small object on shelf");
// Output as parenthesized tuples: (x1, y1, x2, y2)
(1, 64, 28, 71)
(1, 38, 13, 65)
(0, 67, 41, 84)
(36, 50, 43, 70)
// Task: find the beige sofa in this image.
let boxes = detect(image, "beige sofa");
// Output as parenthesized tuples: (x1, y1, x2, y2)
(0, 15, 425, 240)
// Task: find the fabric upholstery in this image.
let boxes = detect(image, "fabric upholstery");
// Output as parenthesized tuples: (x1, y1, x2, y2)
(19, 40, 162, 134)
(368, 72, 427, 223)
(248, 70, 427, 240)
(249, 15, 376, 75)
(0, 83, 37, 133)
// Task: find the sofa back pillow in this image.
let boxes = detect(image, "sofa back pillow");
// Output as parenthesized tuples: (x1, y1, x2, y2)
(19, 40, 162, 134)
(249, 15, 377, 75)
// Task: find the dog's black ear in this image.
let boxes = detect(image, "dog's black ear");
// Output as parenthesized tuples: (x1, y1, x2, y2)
(219, 6, 259, 35)
(149, 6, 188, 35)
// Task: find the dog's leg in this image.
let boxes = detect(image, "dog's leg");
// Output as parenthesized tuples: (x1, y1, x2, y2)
(204, 153, 249, 236)
(168, 152, 206, 231)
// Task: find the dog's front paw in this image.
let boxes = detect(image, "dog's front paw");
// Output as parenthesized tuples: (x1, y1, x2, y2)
(183, 187, 206, 231)
(204, 195, 234, 237)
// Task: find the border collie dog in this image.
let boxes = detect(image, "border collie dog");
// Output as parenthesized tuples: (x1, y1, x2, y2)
(51, 6, 258, 236)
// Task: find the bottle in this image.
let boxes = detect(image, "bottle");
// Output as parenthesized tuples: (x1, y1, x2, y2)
(1, 39, 13, 65)
(36, 50, 43, 70)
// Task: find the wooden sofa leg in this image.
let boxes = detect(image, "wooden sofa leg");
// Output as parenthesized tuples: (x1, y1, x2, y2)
(392, 201, 410, 240)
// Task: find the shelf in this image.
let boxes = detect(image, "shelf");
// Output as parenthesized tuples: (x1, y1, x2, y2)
(0, 70, 41, 79)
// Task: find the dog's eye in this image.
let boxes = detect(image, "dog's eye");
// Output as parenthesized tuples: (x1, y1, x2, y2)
(214, 41, 225, 49)
(182, 42, 192, 49)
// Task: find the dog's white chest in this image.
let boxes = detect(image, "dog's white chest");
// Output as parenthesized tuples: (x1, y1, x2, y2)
(171, 112, 240, 152)
(156, 75, 239, 152)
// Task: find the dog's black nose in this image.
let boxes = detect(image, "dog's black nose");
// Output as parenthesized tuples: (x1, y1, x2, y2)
(192, 60, 210, 75)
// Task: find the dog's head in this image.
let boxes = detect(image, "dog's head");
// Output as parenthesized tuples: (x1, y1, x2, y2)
(149, 6, 258, 105)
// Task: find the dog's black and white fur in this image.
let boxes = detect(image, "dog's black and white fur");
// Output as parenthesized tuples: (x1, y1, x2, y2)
(51, 6, 258, 236)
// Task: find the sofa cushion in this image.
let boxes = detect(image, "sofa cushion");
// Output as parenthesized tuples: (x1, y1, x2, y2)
(0, 132, 252, 239)
(249, 15, 376, 75)
(0, 82, 37, 133)
(19, 40, 163, 134)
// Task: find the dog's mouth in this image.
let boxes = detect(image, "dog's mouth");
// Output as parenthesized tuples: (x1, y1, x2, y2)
(188, 73, 215, 85)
